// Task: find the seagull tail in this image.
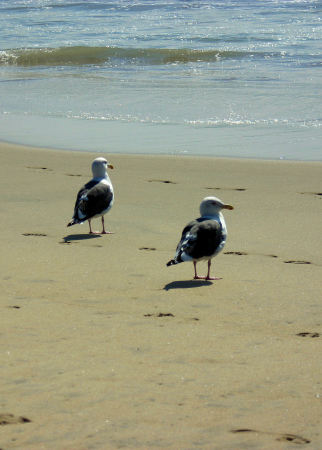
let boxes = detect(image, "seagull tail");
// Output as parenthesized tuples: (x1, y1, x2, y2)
(166, 258, 180, 267)
(67, 219, 76, 227)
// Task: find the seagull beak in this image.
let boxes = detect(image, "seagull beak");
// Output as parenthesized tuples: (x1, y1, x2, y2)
(108, 164, 114, 169)
(223, 204, 234, 210)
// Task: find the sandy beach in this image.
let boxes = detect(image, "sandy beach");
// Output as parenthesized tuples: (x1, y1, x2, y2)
(1, 141, 322, 449)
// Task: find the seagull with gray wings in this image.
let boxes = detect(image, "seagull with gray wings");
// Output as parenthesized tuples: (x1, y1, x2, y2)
(67, 157, 114, 234)
(167, 197, 233, 280)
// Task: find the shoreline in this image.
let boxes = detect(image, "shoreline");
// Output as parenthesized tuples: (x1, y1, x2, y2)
(1, 141, 322, 449)
(2, 138, 322, 163)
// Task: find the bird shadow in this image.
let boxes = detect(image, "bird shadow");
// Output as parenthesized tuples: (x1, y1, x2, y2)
(63, 234, 101, 243)
(164, 279, 213, 291)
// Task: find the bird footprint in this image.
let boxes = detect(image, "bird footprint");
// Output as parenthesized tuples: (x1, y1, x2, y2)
(22, 233, 47, 237)
(231, 429, 310, 445)
(276, 434, 311, 444)
(0, 413, 31, 425)
(26, 166, 52, 171)
(224, 252, 313, 264)
(224, 251, 248, 256)
(297, 332, 320, 338)
(205, 186, 246, 191)
(300, 192, 322, 198)
(144, 313, 175, 318)
(284, 260, 311, 265)
(147, 179, 177, 184)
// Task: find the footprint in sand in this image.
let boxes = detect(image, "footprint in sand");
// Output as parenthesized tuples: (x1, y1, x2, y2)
(144, 313, 175, 318)
(0, 413, 31, 425)
(26, 166, 52, 171)
(224, 252, 314, 262)
(297, 332, 320, 338)
(276, 434, 311, 444)
(231, 429, 310, 445)
(147, 179, 177, 184)
(139, 247, 156, 251)
(299, 192, 322, 199)
(22, 233, 47, 237)
(224, 251, 248, 256)
(205, 187, 246, 191)
(224, 251, 278, 258)
(284, 260, 312, 265)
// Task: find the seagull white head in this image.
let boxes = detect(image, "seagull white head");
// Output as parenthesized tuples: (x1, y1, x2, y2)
(91, 157, 114, 179)
(200, 196, 234, 217)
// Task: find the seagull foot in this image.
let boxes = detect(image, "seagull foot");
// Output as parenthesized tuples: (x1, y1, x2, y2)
(193, 275, 222, 281)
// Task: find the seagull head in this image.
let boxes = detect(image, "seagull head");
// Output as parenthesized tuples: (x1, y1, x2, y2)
(200, 196, 234, 217)
(91, 157, 114, 178)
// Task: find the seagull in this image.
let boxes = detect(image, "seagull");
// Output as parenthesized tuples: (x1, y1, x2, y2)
(67, 157, 114, 234)
(167, 196, 233, 280)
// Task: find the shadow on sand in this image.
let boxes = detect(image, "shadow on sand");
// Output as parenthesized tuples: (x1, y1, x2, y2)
(164, 279, 213, 291)
(62, 234, 101, 243)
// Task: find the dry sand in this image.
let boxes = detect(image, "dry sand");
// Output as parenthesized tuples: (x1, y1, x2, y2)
(1, 141, 322, 449)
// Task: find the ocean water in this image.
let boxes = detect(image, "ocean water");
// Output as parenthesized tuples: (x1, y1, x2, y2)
(0, 0, 321, 160)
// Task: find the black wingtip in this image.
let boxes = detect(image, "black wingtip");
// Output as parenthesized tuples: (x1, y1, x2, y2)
(166, 259, 175, 267)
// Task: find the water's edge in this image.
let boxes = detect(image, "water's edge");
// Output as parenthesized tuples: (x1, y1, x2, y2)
(2, 138, 321, 163)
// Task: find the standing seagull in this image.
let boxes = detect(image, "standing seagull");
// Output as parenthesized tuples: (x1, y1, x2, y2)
(67, 157, 114, 234)
(167, 197, 233, 280)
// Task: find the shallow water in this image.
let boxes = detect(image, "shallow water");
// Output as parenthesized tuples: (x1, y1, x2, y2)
(0, 0, 321, 160)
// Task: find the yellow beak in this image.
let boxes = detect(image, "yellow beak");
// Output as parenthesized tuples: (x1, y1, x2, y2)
(108, 164, 114, 169)
(223, 204, 234, 210)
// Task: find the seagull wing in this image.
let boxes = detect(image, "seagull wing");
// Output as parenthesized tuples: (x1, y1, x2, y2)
(73, 180, 113, 223)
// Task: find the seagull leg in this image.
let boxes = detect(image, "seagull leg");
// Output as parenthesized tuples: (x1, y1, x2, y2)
(88, 219, 100, 235)
(101, 216, 113, 234)
(193, 261, 205, 280)
(205, 260, 222, 281)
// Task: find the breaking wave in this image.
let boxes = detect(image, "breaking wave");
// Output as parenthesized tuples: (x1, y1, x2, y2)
(0, 46, 262, 67)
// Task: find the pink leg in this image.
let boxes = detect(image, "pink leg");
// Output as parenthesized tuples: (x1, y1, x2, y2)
(205, 260, 222, 281)
(88, 219, 100, 235)
(101, 216, 113, 234)
(193, 261, 205, 280)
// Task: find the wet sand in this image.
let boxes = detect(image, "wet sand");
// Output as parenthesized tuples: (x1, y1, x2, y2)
(1, 141, 322, 449)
